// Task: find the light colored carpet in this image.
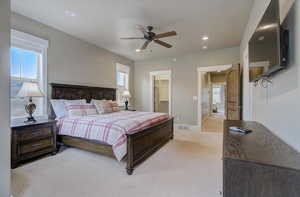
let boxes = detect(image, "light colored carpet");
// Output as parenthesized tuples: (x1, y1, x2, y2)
(12, 129, 223, 197)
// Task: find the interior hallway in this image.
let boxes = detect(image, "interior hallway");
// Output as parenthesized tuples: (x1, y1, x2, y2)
(202, 113, 225, 133)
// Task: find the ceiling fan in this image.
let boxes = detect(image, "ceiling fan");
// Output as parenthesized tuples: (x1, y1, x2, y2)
(120, 25, 177, 51)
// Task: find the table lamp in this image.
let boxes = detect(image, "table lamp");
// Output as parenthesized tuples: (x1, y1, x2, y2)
(122, 90, 131, 110)
(17, 82, 44, 122)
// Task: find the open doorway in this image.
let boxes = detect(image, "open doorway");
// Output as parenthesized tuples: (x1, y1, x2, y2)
(154, 75, 169, 113)
(201, 71, 226, 132)
(150, 70, 172, 115)
(197, 64, 242, 132)
(212, 84, 226, 115)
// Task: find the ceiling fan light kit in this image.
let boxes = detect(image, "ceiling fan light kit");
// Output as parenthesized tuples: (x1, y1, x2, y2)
(120, 25, 177, 51)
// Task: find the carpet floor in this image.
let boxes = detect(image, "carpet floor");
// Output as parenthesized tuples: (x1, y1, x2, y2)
(11, 129, 223, 197)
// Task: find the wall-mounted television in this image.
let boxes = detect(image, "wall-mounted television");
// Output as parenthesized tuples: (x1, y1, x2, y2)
(249, 0, 289, 82)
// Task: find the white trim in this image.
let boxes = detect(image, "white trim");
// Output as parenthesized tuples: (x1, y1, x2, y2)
(11, 30, 49, 120)
(197, 65, 232, 129)
(11, 29, 49, 47)
(197, 64, 232, 72)
(149, 70, 172, 116)
(242, 45, 255, 121)
(11, 29, 49, 52)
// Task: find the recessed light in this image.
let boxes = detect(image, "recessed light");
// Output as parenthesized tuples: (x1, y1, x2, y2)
(65, 10, 76, 17)
(202, 46, 208, 50)
(135, 49, 141, 52)
(202, 36, 209, 41)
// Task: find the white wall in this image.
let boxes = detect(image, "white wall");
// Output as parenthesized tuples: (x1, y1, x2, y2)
(11, 13, 135, 101)
(134, 47, 240, 125)
(0, 0, 11, 196)
(241, 0, 300, 151)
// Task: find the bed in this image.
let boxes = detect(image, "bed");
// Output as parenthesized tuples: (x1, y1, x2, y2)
(51, 83, 174, 175)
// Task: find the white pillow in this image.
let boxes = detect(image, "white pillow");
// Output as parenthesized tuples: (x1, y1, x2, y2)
(50, 99, 86, 118)
(91, 99, 113, 114)
(64, 103, 98, 117)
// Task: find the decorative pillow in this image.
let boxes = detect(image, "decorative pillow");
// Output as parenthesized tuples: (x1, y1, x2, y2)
(91, 99, 113, 114)
(110, 101, 119, 107)
(112, 107, 120, 112)
(64, 103, 98, 117)
(50, 99, 86, 118)
(110, 101, 120, 112)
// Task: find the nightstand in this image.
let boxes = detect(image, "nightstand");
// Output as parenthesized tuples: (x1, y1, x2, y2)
(11, 119, 57, 168)
(126, 109, 136, 111)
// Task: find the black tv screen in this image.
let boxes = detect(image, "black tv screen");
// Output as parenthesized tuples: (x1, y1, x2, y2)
(249, 0, 288, 82)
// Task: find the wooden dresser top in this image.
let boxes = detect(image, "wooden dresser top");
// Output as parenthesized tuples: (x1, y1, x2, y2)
(223, 120, 300, 171)
(11, 119, 56, 129)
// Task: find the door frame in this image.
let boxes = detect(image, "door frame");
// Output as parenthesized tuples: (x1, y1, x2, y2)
(149, 70, 172, 115)
(197, 65, 232, 129)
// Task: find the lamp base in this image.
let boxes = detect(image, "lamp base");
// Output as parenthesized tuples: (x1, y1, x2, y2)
(25, 116, 37, 123)
(125, 100, 129, 110)
(24, 98, 37, 123)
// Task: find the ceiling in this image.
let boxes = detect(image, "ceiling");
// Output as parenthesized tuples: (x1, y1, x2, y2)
(12, 0, 253, 61)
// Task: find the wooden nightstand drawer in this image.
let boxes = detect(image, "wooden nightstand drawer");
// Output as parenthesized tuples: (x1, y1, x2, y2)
(11, 119, 57, 168)
(20, 138, 53, 155)
(20, 127, 52, 142)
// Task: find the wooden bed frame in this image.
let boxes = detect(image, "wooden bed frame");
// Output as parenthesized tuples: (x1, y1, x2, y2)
(51, 83, 174, 175)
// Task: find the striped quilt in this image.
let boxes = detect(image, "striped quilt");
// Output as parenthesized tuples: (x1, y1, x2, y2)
(57, 111, 169, 161)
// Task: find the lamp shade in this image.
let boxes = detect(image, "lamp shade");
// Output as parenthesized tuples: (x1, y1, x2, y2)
(122, 90, 131, 98)
(17, 82, 44, 97)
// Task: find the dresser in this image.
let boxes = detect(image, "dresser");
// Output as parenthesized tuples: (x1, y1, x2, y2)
(11, 119, 57, 168)
(223, 120, 300, 197)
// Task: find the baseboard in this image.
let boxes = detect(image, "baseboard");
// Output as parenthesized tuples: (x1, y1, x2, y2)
(175, 124, 200, 130)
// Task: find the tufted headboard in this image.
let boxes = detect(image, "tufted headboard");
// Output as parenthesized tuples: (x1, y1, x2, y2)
(50, 83, 116, 117)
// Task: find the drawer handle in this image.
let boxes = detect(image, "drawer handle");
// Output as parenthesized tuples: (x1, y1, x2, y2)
(32, 132, 42, 136)
(31, 143, 42, 147)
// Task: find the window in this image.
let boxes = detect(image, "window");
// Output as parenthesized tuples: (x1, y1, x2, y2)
(11, 30, 48, 120)
(212, 85, 222, 104)
(116, 71, 129, 89)
(116, 63, 130, 105)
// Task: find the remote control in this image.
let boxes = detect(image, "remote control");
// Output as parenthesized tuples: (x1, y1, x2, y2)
(229, 126, 252, 134)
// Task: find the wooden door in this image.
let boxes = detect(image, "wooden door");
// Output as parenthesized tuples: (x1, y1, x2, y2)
(226, 64, 242, 120)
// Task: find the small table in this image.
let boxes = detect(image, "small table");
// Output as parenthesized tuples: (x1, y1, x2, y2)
(11, 119, 57, 168)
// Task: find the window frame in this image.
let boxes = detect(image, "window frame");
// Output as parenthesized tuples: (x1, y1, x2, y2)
(116, 63, 130, 106)
(11, 29, 49, 120)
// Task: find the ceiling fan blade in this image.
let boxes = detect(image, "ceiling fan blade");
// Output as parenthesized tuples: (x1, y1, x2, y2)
(136, 25, 149, 36)
(154, 31, 177, 39)
(154, 40, 172, 48)
(120, 37, 145, 40)
(141, 40, 151, 50)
